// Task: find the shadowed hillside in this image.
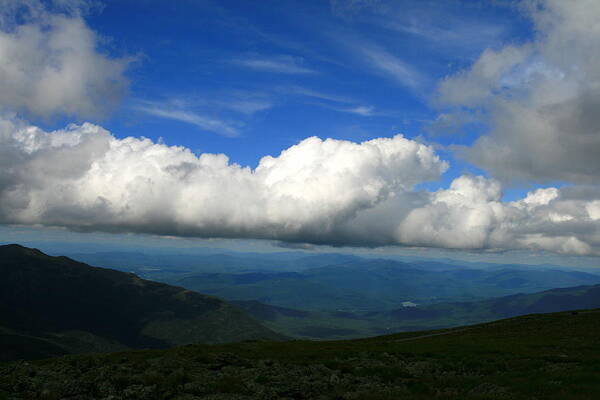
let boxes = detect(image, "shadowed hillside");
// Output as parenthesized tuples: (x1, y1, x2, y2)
(0, 244, 283, 361)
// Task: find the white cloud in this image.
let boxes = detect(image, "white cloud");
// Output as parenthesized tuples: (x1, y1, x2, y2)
(2, 116, 600, 255)
(1, 0, 599, 257)
(438, 0, 600, 184)
(345, 105, 375, 116)
(222, 99, 273, 115)
(134, 103, 241, 138)
(0, 115, 444, 244)
(280, 86, 377, 117)
(398, 176, 507, 250)
(234, 55, 316, 75)
(437, 45, 531, 107)
(284, 86, 357, 104)
(309, 102, 378, 117)
(359, 44, 423, 89)
(0, 2, 131, 118)
(397, 175, 600, 255)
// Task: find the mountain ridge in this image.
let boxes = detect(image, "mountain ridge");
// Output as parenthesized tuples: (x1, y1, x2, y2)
(0, 244, 284, 361)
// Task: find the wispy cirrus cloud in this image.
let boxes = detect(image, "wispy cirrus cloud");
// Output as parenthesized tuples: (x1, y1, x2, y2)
(233, 55, 317, 75)
(314, 102, 377, 116)
(344, 105, 376, 116)
(387, 18, 508, 57)
(358, 43, 424, 90)
(220, 99, 273, 115)
(330, 0, 514, 58)
(134, 103, 241, 138)
(284, 86, 356, 104)
(282, 86, 378, 116)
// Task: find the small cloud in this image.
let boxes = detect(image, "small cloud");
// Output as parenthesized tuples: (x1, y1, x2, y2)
(346, 105, 375, 116)
(233, 55, 317, 75)
(135, 103, 240, 137)
(282, 86, 377, 116)
(284, 86, 356, 104)
(316, 103, 378, 116)
(359, 44, 423, 89)
(275, 241, 317, 251)
(224, 99, 273, 115)
(210, 91, 275, 115)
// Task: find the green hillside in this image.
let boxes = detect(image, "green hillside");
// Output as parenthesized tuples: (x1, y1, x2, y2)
(2, 309, 599, 399)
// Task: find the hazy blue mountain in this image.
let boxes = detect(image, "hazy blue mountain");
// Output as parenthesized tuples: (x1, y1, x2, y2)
(175, 259, 600, 312)
(235, 283, 600, 340)
(62, 251, 364, 281)
(180, 272, 397, 311)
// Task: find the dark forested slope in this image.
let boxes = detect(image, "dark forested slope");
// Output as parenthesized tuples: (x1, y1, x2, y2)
(0, 244, 283, 361)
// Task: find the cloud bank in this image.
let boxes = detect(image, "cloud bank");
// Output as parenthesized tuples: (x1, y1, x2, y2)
(0, 0, 599, 256)
(1, 116, 599, 255)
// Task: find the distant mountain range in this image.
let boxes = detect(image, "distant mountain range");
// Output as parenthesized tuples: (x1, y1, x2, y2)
(174, 259, 600, 311)
(0, 244, 283, 361)
(235, 282, 600, 339)
(3, 243, 600, 359)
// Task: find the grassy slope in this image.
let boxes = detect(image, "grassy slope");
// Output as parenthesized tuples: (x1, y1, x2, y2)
(2, 309, 599, 399)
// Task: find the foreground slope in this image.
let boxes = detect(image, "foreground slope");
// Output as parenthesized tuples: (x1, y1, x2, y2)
(0, 244, 282, 360)
(1, 309, 599, 399)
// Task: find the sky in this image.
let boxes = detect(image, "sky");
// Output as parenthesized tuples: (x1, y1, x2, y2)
(0, 0, 600, 262)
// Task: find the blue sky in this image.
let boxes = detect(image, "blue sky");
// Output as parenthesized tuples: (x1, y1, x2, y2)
(1, 0, 599, 261)
(82, 0, 526, 176)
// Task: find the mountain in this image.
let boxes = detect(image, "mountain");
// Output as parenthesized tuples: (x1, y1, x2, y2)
(3, 309, 600, 399)
(235, 282, 600, 340)
(175, 259, 600, 312)
(407, 282, 600, 325)
(0, 244, 283, 361)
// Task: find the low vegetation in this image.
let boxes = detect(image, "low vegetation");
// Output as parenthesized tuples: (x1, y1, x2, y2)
(2, 309, 600, 399)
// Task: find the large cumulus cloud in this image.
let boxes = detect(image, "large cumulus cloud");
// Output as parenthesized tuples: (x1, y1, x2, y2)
(1, 116, 600, 255)
(438, 0, 600, 184)
(0, 115, 446, 243)
(1, 0, 599, 256)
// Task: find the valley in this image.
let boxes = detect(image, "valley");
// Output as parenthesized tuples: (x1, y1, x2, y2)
(50, 245, 600, 340)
